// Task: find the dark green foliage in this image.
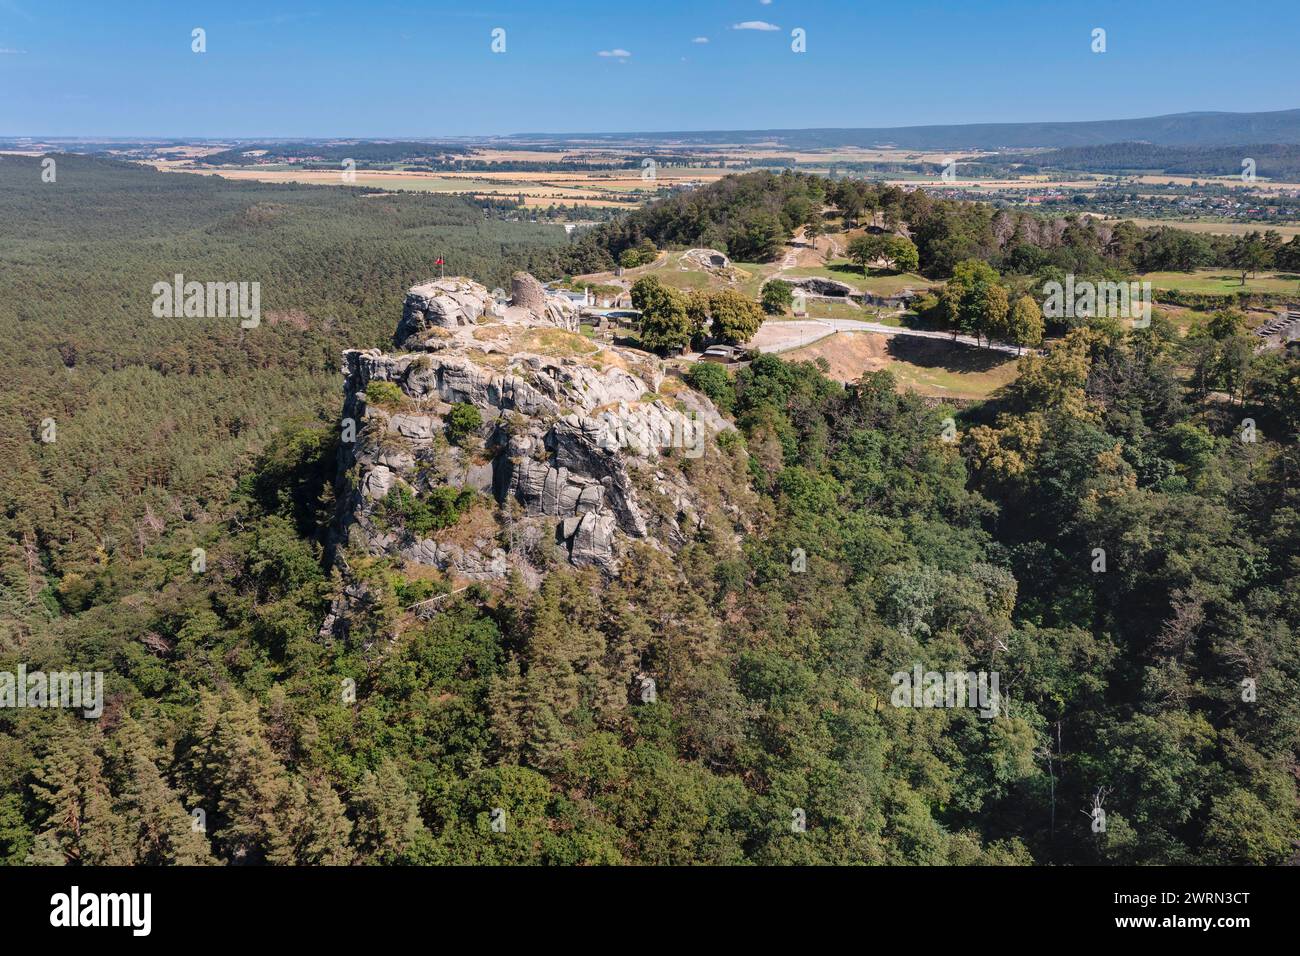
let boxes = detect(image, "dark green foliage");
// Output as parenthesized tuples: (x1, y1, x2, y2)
(378, 486, 479, 538)
(685, 362, 735, 414)
(706, 289, 764, 345)
(444, 403, 483, 445)
(618, 239, 658, 268)
(586, 170, 824, 263)
(3, 154, 1298, 867)
(998, 142, 1300, 180)
(630, 276, 692, 353)
(364, 381, 405, 406)
(761, 280, 793, 315)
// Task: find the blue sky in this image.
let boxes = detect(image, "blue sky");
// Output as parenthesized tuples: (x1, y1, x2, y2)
(1, 0, 1296, 137)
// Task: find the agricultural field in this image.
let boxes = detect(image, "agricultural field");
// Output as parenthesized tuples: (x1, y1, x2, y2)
(151, 143, 743, 208)
(145, 141, 1104, 209)
(1118, 217, 1300, 237)
(165, 166, 666, 207)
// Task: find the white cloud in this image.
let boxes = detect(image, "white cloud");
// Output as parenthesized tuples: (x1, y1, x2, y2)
(597, 48, 632, 57)
(732, 21, 779, 31)
(760, 0, 773, 5)
(0, 47, 27, 54)
(692, 36, 709, 44)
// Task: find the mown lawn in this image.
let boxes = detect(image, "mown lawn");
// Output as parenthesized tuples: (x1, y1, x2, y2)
(783, 261, 936, 296)
(784, 330, 1019, 400)
(1141, 269, 1300, 295)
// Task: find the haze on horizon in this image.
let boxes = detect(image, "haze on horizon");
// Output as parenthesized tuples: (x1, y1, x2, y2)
(1, 0, 1296, 138)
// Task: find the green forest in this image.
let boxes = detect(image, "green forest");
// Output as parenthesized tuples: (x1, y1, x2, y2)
(995, 143, 1300, 180)
(576, 168, 1300, 289)
(1, 156, 1298, 865)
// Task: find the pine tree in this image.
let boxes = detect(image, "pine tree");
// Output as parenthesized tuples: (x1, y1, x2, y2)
(184, 691, 298, 864)
(28, 719, 132, 865)
(298, 778, 354, 865)
(109, 717, 215, 865)
(350, 759, 429, 863)
(488, 656, 529, 760)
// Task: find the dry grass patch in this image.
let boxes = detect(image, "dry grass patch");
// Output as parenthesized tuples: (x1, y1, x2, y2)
(786, 331, 1020, 400)
(519, 328, 600, 357)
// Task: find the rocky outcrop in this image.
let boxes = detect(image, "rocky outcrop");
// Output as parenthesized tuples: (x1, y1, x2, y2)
(397, 277, 497, 348)
(506, 271, 580, 331)
(509, 271, 548, 317)
(396, 272, 581, 349)
(328, 275, 731, 602)
(681, 248, 731, 272)
(784, 276, 860, 298)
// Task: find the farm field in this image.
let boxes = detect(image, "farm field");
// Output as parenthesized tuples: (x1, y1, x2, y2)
(160, 156, 734, 207)
(1120, 173, 1300, 195)
(167, 167, 657, 206)
(888, 176, 1100, 190)
(1119, 217, 1300, 238)
(147, 142, 1300, 239)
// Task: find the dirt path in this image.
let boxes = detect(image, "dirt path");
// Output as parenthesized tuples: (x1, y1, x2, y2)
(775, 227, 842, 276)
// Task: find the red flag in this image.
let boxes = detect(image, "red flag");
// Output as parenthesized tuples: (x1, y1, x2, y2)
(435, 258, 445, 265)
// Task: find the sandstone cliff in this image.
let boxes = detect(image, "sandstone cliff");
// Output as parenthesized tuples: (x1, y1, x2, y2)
(321, 273, 734, 638)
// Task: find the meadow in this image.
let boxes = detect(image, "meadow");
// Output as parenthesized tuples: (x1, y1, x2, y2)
(784, 330, 1020, 399)
(1140, 268, 1300, 295)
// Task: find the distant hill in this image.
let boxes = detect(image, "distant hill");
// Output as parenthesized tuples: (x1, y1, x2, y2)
(515, 109, 1300, 150)
(995, 142, 1300, 179)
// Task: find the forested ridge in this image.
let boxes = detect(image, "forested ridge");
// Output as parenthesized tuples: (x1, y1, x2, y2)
(995, 142, 1300, 180)
(0, 155, 574, 573)
(527, 108, 1300, 149)
(1, 157, 1298, 866)
(574, 169, 1300, 290)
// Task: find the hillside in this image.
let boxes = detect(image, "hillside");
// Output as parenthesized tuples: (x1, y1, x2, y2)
(995, 142, 1300, 179)
(519, 108, 1300, 149)
(1, 158, 1298, 868)
(0, 154, 576, 578)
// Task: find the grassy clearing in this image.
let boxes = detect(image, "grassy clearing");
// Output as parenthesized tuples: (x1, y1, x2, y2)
(782, 262, 935, 295)
(576, 252, 775, 298)
(785, 330, 1019, 400)
(1141, 269, 1300, 295)
(519, 328, 600, 357)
